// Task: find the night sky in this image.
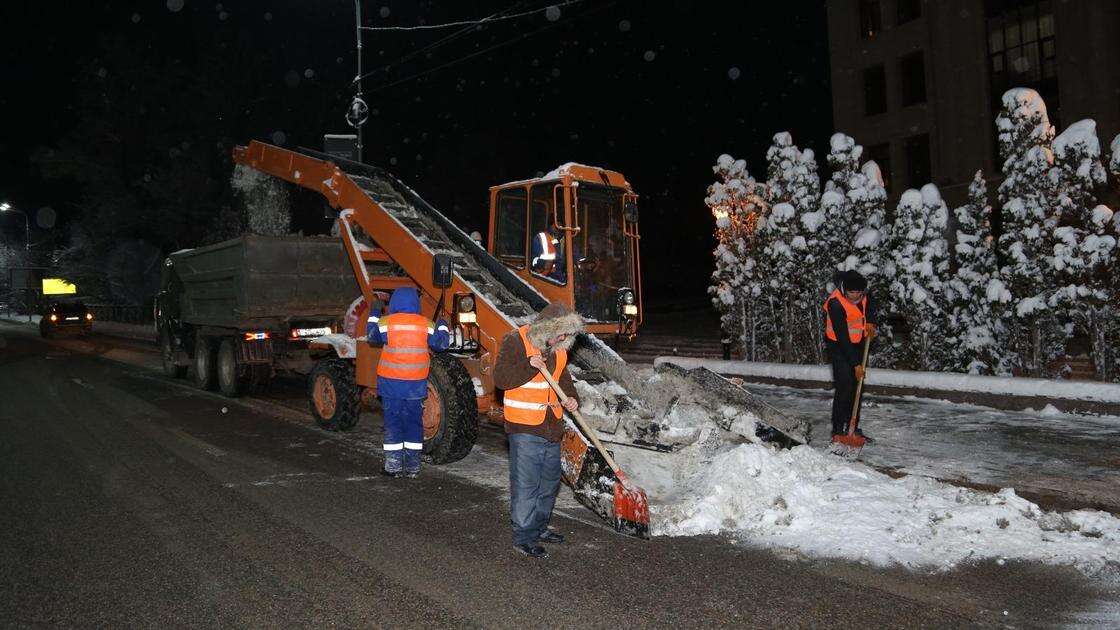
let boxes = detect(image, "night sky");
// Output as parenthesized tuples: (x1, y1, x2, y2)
(0, 0, 832, 305)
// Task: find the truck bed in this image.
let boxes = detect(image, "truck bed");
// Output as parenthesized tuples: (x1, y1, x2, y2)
(170, 234, 357, 330)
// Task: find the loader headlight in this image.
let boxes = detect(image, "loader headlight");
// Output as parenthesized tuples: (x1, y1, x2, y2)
(622, 304, 638, 316)
(456, 294, 476, 313)
(458, 311, 477, 324)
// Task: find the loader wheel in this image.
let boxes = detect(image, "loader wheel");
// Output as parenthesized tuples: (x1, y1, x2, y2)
(422, 353, 478, 464)
(308, 358, 360, 431)
(193, 335, 218, 391)
(160, 327, 187, 379)
(217, 338, 244, 398)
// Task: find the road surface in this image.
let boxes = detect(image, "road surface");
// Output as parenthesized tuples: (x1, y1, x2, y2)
(1, 321, 1115, 628)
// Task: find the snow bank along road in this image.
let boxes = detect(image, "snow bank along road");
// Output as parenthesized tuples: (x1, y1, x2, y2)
(2, 321, 1118, 627)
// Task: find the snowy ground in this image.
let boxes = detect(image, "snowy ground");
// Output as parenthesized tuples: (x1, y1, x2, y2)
(606, 378, 1120, 575)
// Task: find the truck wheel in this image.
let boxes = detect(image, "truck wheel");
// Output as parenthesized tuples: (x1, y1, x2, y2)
(422, 353, 478, 464)
(193, 335, 218, 391)
(308, 358, 360, 431)
(217, 338, 244, 397)
(160, 328, 187, 378)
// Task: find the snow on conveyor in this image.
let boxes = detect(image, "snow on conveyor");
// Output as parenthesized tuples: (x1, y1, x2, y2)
(601, 381, 1120, 574)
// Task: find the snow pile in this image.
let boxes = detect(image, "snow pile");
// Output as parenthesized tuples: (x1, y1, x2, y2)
(231, 163, 292, 236)
(616, 437, 1120, 573)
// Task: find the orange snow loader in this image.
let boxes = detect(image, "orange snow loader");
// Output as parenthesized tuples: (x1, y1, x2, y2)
(231, 141, 649, 537)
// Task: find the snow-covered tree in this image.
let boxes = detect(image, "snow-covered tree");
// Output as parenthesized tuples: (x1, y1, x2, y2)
(707, 154, 771, 359)
(1110, 133, 1120, 184)
(947, 172, 1011, 373)
(889, 185, 950, 370)
(1048, 120, 1117, 380)
(763, 132, 822, 362)
(232, 164, 291, 236)
(995, 87, 1066, 376)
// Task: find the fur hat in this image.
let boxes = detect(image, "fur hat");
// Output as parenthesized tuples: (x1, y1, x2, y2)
(528, 302, 585, 352)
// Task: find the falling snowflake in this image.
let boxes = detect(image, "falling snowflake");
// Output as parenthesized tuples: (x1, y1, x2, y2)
(728, 67, 741, 80)
(264, 12, 272, 21)
(390, 157, 398, 165)
(336, 56, 344, 64)
(284, 70, 300, 87)
(545, 5, 561, 21)
(551, 68, 560, 77)
(166, 0, 185, 13)
(97, 67, 108, 78)
(379, 6, 390, 18)
(271, 131, 287, 146)
(618, 19, 631, 32)
(304, 68, 315, 79)
(131, 13, 141, 23)
(643, 50, 656, 62)
(219, 11, 228, 21)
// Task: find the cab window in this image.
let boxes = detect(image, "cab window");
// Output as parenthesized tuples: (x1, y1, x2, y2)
(494, 188, 528, 268)
(529, 182, 567, 285)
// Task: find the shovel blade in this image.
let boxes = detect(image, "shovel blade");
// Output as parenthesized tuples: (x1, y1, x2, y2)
(561, 430, 651, 539)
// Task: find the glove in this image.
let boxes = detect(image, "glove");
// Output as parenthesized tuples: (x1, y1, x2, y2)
(854, 365, 866, 381)
(435, 318, 449, 331)
(865, 323, 878, 339)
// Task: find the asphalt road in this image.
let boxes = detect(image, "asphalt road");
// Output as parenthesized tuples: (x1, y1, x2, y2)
(0, 322, 1113, 628)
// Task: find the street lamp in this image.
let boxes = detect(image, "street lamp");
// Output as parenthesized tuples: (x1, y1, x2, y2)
(0, 202, 30, 252)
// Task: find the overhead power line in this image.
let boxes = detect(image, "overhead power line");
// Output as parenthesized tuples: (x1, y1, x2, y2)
(359, 0, 586, 32)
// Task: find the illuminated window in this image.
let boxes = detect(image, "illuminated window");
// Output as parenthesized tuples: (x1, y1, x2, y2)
(859, 0, 882, 39)
(987, 1, 1059, 123)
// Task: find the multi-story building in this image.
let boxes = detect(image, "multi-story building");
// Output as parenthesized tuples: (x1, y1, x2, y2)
(827, 0, 1120, 205)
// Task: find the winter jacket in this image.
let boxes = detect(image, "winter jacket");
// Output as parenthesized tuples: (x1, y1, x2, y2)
(367, 287, 449, 399)
(824, 292, 878, 365)
(494, 302, 583, 442)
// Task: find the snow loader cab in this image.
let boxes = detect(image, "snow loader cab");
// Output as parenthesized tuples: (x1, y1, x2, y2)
(489, 163, 643, 341)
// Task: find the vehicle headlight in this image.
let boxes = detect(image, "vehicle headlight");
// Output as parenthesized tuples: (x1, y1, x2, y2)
(458, 311, 477, 324)
(86, 313, 94, 321)
(622, 304, 638, 316)
(49, 314, 58, 322)
(457, 294, 476, 313)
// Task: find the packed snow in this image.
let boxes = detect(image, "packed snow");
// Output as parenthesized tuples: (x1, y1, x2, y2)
(599, 373, 1120, 573)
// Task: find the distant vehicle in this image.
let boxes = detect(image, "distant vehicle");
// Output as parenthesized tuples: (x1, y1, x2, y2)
(40, 299, 93, 337)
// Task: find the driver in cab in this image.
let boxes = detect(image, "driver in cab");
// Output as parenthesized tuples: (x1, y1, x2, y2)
(530, 229, 566, 283)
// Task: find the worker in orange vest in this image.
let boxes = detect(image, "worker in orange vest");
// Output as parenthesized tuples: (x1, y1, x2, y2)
(823, 270, 878, 439)
(493, 302, 584, 559)
(367, 287, 449, 478)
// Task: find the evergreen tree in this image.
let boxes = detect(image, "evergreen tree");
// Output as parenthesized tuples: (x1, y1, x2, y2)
(707, 154, 771, 359)
(1048, 120, 1117, 380)
(995, 88, 1066, 376)
(763, 132, 821, 362)
(947, 172, 1011, 373)
(889, 185, 950, 370)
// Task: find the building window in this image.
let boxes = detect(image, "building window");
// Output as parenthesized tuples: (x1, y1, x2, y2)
(897, 0, 921, 24)
(863, 65, 887, 115)
(859, 0, 882, 39)
(899, 51, 926, 106)
(904, 134, 931, 188)
(987, 1, 1059, 123)
(866, 142, 892, 193)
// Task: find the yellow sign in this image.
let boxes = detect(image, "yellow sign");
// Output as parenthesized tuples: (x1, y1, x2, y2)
(42, 278, 77, 295)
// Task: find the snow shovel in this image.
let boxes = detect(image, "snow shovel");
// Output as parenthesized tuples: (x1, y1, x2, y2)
(832, 335, 871, 451)
(535, 366, 651, 539)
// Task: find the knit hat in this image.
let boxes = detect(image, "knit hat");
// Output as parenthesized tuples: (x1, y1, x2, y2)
(841, 270, 868, 292)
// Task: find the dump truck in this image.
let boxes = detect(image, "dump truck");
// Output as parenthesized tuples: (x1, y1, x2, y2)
(155, 234, 357, 397)
(229, 141, 809, 535)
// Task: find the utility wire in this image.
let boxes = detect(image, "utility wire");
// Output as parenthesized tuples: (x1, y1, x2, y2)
(359, 0, 586, 32)
(364, 0, 619, 95)
(351, 0, 530, 86)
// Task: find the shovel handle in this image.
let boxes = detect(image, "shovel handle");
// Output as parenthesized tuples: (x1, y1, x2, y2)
(535, 365, 625, 477)
(848, 334, 872, 435)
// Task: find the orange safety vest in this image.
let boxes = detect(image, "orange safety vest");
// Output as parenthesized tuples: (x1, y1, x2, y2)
(376, 312, 433, 380)
(823, 289, 867, 343)
(503, 325, 567, 426)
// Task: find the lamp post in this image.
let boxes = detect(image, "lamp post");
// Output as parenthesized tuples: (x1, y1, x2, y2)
(0, 202, 30, 253)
